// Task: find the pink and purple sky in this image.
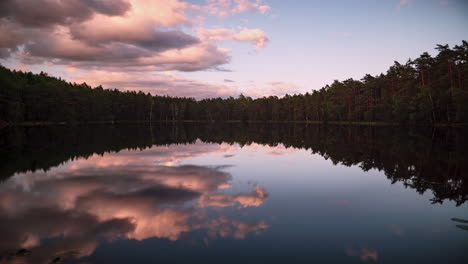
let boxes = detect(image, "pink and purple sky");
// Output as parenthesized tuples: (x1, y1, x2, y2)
(1, 0, 467, 99)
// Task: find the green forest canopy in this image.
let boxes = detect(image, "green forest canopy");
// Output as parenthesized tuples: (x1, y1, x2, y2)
(1, 41, 467, 124)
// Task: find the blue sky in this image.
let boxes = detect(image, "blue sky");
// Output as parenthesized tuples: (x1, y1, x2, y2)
(1, 0, 467, 98)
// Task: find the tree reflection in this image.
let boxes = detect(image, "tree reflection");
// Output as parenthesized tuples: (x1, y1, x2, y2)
(452, 218, 468, 231)
(1, 124, 466, 206)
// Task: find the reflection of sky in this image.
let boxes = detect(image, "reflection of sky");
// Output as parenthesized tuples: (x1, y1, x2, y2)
(1, 141, 467, 263)
(0, 142, 268, 264)
(176, 142, 468, 263)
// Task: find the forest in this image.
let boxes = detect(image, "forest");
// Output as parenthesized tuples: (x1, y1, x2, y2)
(0, 41, 467, 125)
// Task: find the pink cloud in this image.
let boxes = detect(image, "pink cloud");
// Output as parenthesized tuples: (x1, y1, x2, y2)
(197, 27, 269, 49)
(203, 0, 271, 18)
(70, 70, 237, 99)
(233, 0, 271, 15)
(0, 0, 269, 72)
(241, 81, 302, 98)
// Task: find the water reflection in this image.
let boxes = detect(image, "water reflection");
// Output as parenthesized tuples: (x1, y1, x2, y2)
(345, 247, 379, 262)
(0, 124, 467, 263)
(1, 124, 467, 205)
(0, 145, 268, 263)
(452, 218, 468, 232)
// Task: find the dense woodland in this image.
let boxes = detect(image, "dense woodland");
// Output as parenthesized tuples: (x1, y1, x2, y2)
(1, 124, 467, 205)
(1, 41, 468, 124)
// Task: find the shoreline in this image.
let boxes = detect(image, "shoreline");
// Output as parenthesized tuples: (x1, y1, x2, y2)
(1, 120, 467, 128)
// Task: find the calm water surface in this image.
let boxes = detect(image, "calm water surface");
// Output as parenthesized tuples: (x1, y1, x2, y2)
(0, 124, 467, 263)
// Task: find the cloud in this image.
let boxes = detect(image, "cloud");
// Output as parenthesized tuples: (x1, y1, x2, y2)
(70, 70, 237, 99)
(0, 22, 29, 48)
(21, 38, 231, 72)
(240, 81, 302, 98)
(69, 25, 200, 52)
(0, 144, 269, 263)
(233, 0, 271, 14)
(197, 27, 269, 49)
(0, 0, 131, 27)
(0, 0, 232, 72)
(203, 0, 270, 18)
(0, 0, 269, 72)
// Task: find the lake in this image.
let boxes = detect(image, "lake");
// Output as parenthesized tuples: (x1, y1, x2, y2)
(0, 124, 467, 263)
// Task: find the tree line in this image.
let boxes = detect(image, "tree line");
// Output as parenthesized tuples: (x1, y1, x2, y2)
(1, 41, 467, 124)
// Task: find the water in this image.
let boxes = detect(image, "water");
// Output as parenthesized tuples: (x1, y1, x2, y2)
(0, 124, 467, 263)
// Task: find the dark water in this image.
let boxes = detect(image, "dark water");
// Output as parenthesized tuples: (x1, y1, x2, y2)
(0, 124, 467, 264)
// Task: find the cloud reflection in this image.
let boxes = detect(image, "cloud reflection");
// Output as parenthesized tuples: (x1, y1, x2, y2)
(0, 144, 268, 264)
(345, 247, 379, 262)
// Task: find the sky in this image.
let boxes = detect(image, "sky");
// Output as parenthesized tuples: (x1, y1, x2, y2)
(0, 0, 467, 99)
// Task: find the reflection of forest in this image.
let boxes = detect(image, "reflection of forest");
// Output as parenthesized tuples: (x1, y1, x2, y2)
(1, 124, 467, 205)
(452, 218, 468, 231)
